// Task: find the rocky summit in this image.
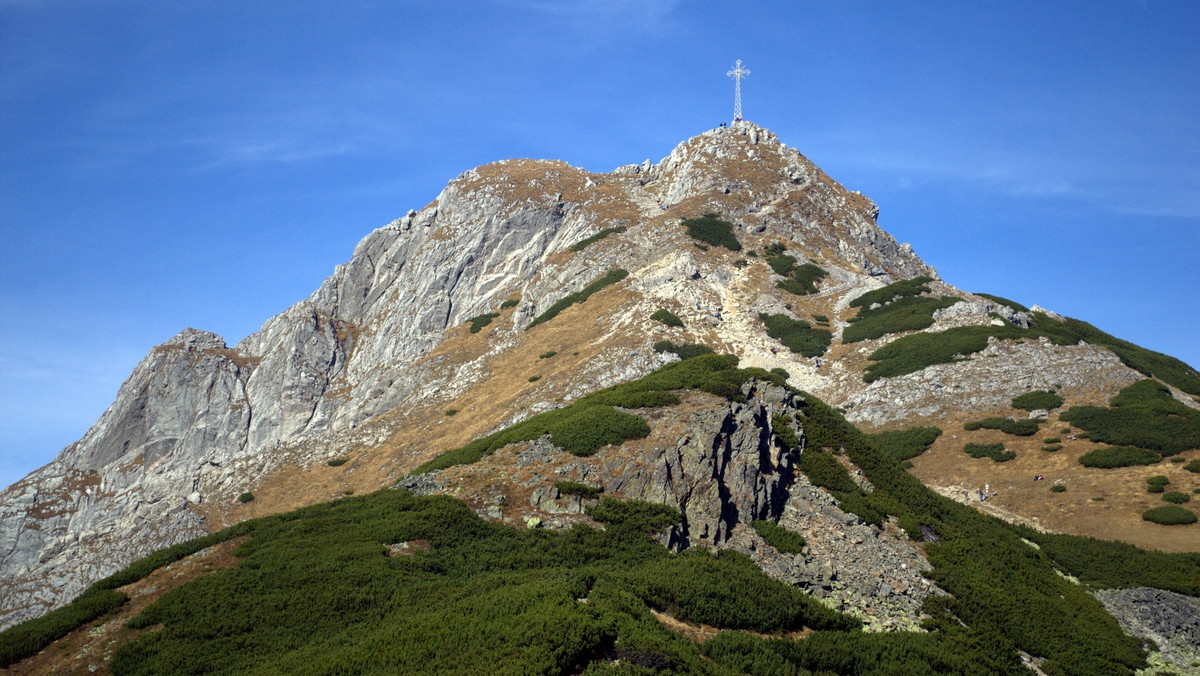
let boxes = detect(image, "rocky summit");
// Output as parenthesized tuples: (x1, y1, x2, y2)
(3, 122, 1198, 673)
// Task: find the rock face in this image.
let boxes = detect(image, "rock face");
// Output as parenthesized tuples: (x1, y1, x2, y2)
(602, 381, 800, 548)
(0, 120, 1171, 629)
(1093, 588, 1200, 673)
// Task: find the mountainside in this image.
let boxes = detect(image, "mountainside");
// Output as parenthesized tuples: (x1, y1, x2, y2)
(3, 121, 1198, 659)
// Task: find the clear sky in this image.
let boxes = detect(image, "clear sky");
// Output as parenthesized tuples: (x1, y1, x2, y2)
(2, 1, 1198, 489)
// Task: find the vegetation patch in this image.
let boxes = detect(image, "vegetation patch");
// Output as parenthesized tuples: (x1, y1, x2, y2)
(1078, 446, 1162, 468)
(0, 589, 129, 667)
(414, 354, 784, 473)
(1142, 506, 1198, 526)
(766, 253, 828, 296)
(652, 340, 713, 361)
(499, 298, 520, 309)
(1162, 491, 1191, 504)
(681, 213, 741, 251)
(649, 308, 684, 327)
(526, 268, 628, 330)
(326, 457, 349, 467)
(751, 520, 805, 554)
(538, 351, 557, 359)
(1012, 390, 1063, 411)
(974, 292, 1029, 312)
(444, 409, 458, 417)
(1050, 485, 1067, 493)
(964, 443, 1016, 463)
(1041, 444, 1063, 453)
(864, 426, 943, 462)
(570, 226, 625, 252)
(1060, 379, 1200, 457)
(1025, 532, 1200, 595)
(1186, 459, 1200, 473)
(467, 312, 500, 333)
(850, 276, 937, 310)
(759, 313, 832, 357)
(237, 492, 255, 503)
(527, 375, 541, 383)
(843, 295, 958, 344)
(555, 480, 602, 499)
(862, 313, 1200, 394)
(770, 367, 790, 380)
(964, 417, 1041, 436)
(771, 413, 800, 450)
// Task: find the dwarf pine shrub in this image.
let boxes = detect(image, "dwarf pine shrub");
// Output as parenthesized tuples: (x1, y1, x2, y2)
(1012, 390, 1063, 411)
(1142, 505, 1198, 525)
(649, 309, 684, 327)
(682, 213, 741, 251)
(468, 312, 500, 333)
(751, 520, 805, 554)
(1078, 446, 1161, 468)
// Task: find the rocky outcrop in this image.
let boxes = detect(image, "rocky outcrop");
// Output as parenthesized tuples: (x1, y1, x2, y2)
(1093, 587, 1200, 674)
(601, 381, 801, 548)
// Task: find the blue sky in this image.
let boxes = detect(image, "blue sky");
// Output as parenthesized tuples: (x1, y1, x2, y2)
(3, 1, 1198, 489)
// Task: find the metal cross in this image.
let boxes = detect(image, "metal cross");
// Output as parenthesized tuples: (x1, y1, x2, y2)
(727, 59, 750, 121)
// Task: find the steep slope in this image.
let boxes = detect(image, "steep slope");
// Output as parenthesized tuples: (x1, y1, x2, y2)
(3, 121, 1197, 632)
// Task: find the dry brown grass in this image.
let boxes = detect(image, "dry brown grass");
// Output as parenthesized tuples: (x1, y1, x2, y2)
(6, 538, 246, 675)
(908, 407, 1200, 552)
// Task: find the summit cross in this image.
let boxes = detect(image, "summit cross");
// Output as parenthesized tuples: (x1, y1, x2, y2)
(727, 59, 750, 121)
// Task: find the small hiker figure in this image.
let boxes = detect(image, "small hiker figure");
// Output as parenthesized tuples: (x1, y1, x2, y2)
(656, 199, 665, 210)
(984, 483, 990, 500)
(978, 489, 984, 502)
(770, 347, 778, 356)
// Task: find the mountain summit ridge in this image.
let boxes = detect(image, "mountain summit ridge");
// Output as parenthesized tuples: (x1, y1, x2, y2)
(2, 121, 1195, 632)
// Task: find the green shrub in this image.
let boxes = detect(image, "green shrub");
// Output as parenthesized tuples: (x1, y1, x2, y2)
(797, 450, 858, 493)
(765, 253, 795, 276)
(238, 492, 255, 503)
(974, 292, 1029, 312)
(468, 312, 500, 333)
(1142, 506, 1198, 525)
(1186, 460, 1200, 473)
(527, 375, 541, 383)
(1078, 446, 1162, 468)
(963, 417, 1041, 436)
(775, 262, 828, 296)
(964, 443, 1015, 463)
(751, 520, 805, 554)
(570, 226, 625, 252)
(865, 426, 942, 462)
(555, 480, 602, 499)
(861, 312, 1200, 395)
(652, 340, 714, 360)
(771, 413, 800, 450)
(759, 313, 831, 357)
(0, 589, 128, 667)
(764, 241, 786, 256)
(526, 269, 628, 330)
(1042, 444, 1063, 453)
(326, 457, 349, 467)
(1044, 437, 1061, 444)
(849, 276, 936, 309)
(445, 409, 458, 416)
(1147, 475, 1170, 486)
(843, 295, 958, 343)
(1162, 491, 1191, 504)
(1060, 380, 1200, 457)
(1012, 391, 1063, 411)
(649, 309, 684, 327)
(1170, 456, 1186, 463)
(1050, 485, 1067, 493)
(681, 213, 741, 251)
(538, 351, 557, 359)
(1148, 484, 1166, 494)
(769, 367, 790, 380)
(813, 314, 830, 324)
(499, 298, 520, 309)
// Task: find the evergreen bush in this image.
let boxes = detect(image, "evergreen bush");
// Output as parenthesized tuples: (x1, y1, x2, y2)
(865, 426, 942, 462)
(649, 309, 683, 327)
(326, 457, 349, 467)
(1162, 491, 1191, 504)
(237, 492, 255, 503)
(751, 520, 805, 554)
(468, 312, 500, 333)
(964, 443, 1015, 462)
(759, 313, 831, 357)
(1142, 506, 1198, 525)
(681, 213, 741, 251)
(963, 417, 1041, 436)
(555, 480, 602, 499)
(1012, 391, 1063, 411)
(1078, 446, 1161, 468)
(570, 226, 625, 252)
(1050, 485, 1067, 493)
(526, 269, 628, 330)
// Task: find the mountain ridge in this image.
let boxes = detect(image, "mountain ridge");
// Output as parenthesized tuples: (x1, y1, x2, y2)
(2, 121, 1197, 636)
